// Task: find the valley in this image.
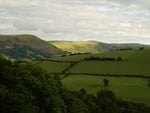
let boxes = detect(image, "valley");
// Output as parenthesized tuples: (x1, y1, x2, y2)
(1, 34, 150, 106)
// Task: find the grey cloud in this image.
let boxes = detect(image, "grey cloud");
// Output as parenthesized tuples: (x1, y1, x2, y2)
(0, 0, 150, 44)
(12, 18, 40, 31)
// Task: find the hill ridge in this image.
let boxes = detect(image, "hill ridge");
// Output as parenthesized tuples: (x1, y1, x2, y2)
(49, 40, 150, 53)
(0, 34, 66, 59)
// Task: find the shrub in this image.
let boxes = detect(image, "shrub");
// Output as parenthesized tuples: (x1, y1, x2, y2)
(103, 79, 109, 87)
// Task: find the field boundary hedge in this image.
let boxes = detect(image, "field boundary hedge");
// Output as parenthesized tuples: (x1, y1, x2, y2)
(49, 72, 150, 79)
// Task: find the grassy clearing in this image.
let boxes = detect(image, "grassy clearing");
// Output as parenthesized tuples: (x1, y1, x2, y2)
(34, 61, 70, 73)
(62, 75, 150, 105)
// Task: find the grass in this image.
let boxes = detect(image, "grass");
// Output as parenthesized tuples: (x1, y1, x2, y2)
(34, 61, 70, 73)
(67, 49, 150, 76)
(34, 49, 150, 105)
(52, 49, 136, 61)
(49, 41, 102, 53)
(68, 60, 150, 76)
(62, 75, 150, 105)
(37, 49, 150, 76)
(0, 34, 64, 53)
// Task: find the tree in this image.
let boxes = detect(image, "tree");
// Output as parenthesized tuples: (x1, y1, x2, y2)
(103, 79, 109, 87)
(117, 57, 122, 61)
(148, 80, 150, 87)
(80, 88, 87, 95)
(139, 47, 144, 50)
(96, 90, 119, 113)
(0, 57, 66, 113)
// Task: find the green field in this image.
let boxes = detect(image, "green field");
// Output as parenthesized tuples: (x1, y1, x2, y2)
(33, 61, 70, 73)
(35, 48, 150, 105)
(52, 49, 136, 61)
(51, 49, 150, 76)
(62, 75, 150, 105)
(69, 60, 150, 76)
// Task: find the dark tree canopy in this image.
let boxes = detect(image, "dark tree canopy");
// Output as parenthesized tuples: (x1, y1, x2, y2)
(0, 56, 66, 113)
(97, 90, 119, 113)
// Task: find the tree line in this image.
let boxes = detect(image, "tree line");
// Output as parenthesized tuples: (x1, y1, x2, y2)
(84, 56, 122, 61)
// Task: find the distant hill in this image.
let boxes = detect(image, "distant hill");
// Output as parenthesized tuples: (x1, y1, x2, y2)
(49, 41, 150, 53)
(0, 34, 66, 60)
(49, 41, 102, 53)
(1, 34, 149, 59)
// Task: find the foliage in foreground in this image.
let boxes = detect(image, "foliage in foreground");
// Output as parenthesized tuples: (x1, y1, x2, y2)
(0, 56, 150, 113)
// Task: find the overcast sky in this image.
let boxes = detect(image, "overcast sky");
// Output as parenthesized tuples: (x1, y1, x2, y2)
(0, 0, 150, 44)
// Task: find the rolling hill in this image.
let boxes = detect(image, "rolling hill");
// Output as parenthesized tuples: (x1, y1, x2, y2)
(49, 40, 149, 53)
(0, 34, 66, 59)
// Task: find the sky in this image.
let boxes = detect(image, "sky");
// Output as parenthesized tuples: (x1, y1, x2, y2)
(0, 0, 150, 44)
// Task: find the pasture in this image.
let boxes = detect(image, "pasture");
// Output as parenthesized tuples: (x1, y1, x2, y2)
(62, 75, 150, 105)
(35, 48, 150, 105)
(33, 61, 70, 73)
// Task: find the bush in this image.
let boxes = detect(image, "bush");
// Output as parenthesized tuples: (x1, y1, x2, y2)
(103, 79, 109, 87)
(117, 57, 122, 61)
(148, 80, 150, 87)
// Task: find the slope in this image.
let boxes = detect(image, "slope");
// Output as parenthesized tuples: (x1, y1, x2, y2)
(0, 34, 66, 59)
(49, 40, 149, 53)
(49, 41, 104, 53)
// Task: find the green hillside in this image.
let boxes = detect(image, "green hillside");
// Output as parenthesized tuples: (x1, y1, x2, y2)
(52, 49, 135, 61)
(49, 40, 148, 53)
(49, 41, 104, 53)
(0, 34, 66, 59)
